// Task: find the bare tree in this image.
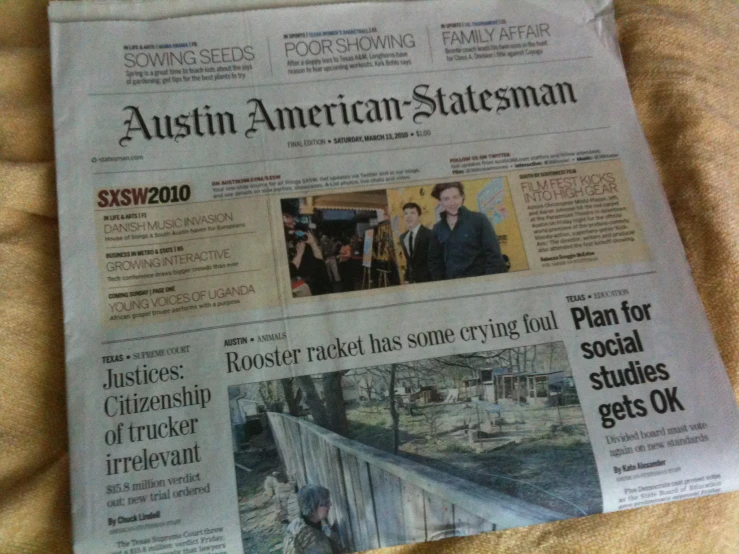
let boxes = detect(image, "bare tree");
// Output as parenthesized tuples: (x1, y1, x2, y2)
(280, 378, 299, 416)
(388, 364, 400, 454)
(258, 381, 284, 412)
(349, 372, 375, 402)
(421, 406, 442, 439)
(322, 372, 349, 436)
(296, 375, 330, 429)
(288, 373, 350, 436)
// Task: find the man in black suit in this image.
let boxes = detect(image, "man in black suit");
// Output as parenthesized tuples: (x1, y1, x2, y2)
(398, 202, 432, 283)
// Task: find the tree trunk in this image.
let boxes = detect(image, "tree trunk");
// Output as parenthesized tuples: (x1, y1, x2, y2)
(258, 385, 275, 411)
(389, 364, 400, 455)
(297, 376, 329, 429)
(281, 378, 299, 416)
(548, 344, 555, 371)
(522, 346, 527, 373)
(321, 372, 349, 436)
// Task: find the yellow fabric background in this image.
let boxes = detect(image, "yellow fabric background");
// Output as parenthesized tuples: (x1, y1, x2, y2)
(0, 0, 737, 552)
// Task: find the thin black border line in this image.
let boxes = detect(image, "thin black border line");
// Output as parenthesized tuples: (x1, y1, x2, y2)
(89, 55, 593, 97)
(104, 231, 255, 248)
(267, 200, 286, 309)
(425, 26, 433, 63)
(101, 270, 656, 344)
(91, 126, 611, 175)
(107, 269, 260, 290)
(266, 40, 274, 76)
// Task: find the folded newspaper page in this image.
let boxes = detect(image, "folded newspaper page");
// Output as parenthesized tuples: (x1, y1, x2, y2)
(49, 0, 739, 552)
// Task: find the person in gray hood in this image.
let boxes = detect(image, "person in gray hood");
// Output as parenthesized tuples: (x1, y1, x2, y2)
(283, 485, 342, 554)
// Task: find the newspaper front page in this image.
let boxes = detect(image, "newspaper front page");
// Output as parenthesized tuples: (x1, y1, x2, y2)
(49, 1, 739, 553)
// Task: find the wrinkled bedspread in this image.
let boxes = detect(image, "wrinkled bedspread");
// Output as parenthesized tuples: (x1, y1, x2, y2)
(0, 1, 737, 552)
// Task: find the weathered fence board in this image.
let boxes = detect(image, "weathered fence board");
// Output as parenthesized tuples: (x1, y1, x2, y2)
(342, 453, 379, 550)
(454, 506, 496, 536)
(369, 465, 406, 547)
(274, 418, 297, 482)
(311, 433, 327, 486)
(401, 481, 427, 543)
(269, 415, 287, 471)
(267, 412, 563, 552)
(299, 422, 321, 486)
(321, 440, 354, 551)
(424, 491, 454, 541)
(355, 457, 381, 550)
(283, 417, 307, 485)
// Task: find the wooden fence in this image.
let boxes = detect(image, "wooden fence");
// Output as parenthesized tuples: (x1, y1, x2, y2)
(267, 412, 564, 552)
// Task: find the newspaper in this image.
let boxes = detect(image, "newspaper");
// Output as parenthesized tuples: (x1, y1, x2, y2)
(48, 0, 739, 553)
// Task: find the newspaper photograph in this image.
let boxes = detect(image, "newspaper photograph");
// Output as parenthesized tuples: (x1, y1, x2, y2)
(229, 342, 602, 553)
(47, 0, 739, 553)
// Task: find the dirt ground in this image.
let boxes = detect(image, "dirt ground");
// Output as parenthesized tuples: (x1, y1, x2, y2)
(346, 403, 602, 516)
(233, 436, 286, 554)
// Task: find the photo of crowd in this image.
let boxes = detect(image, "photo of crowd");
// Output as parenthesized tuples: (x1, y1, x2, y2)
(281, 177, 527, 298)
(281, 192, 390, 297)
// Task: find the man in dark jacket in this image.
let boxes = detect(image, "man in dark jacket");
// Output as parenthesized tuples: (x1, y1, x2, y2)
(398, 202, 432, 283)
(427, 182, 507, 280)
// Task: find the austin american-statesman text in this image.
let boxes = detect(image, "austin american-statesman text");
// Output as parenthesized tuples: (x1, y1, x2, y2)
(117, 81, 577, 146)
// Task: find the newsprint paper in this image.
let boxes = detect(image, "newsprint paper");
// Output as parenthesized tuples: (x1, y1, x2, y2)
(49, 1, 739, 553)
